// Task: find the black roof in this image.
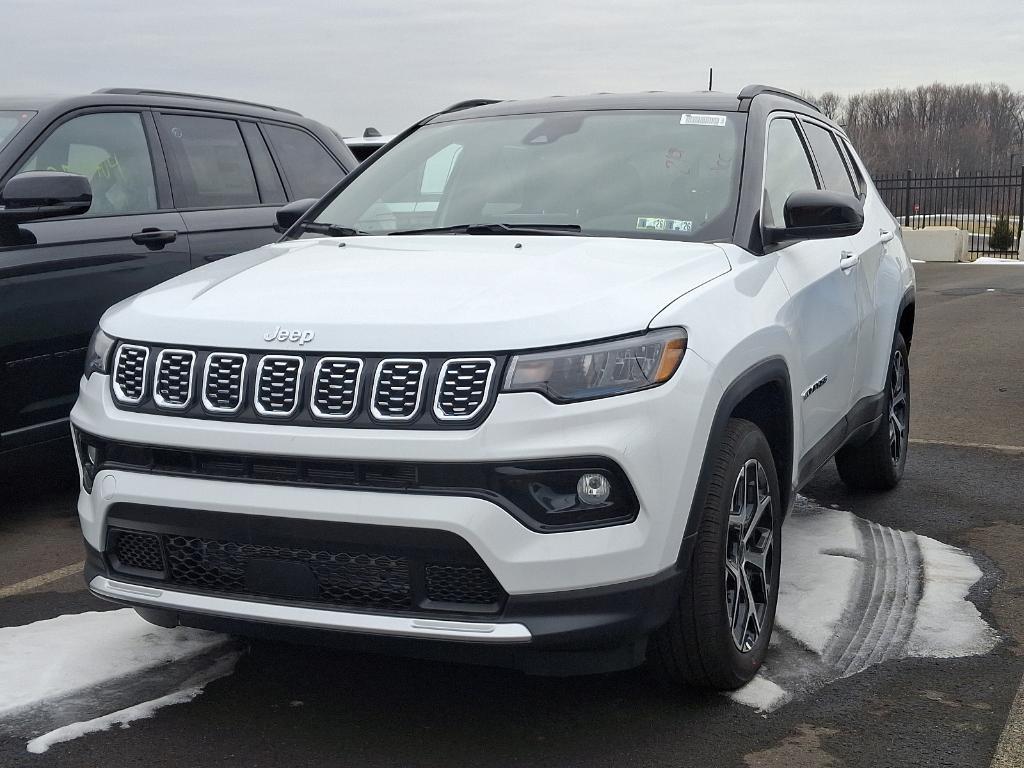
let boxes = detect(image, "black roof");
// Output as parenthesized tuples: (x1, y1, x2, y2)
(428, 86, 833, 128)
(0, 89, 303, 121)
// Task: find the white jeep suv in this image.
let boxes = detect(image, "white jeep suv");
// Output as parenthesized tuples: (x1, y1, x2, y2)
(71, 86, 915, 690)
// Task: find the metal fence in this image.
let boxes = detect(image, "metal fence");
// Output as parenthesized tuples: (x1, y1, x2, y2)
(873, 169, 1024, 257)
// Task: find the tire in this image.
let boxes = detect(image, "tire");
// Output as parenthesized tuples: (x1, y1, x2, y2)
(650, 418, 782, 690)
(835, 332, 910, 491)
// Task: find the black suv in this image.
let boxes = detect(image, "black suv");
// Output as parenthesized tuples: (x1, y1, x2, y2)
(0, 89, 356, 454)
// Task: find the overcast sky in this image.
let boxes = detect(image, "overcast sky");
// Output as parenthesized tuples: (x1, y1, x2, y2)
(7, 0, 1023, 136)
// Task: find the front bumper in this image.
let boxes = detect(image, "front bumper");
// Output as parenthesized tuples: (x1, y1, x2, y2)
(72, 351, 718, 658)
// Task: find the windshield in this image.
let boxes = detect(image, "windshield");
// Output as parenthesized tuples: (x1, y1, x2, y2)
(0, 110, 35, 152)
(310, 110, 745, 242)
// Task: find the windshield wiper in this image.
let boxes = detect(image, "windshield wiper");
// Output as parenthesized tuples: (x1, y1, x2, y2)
(388, 223, 582, 236)
(302, 222, 369, 237)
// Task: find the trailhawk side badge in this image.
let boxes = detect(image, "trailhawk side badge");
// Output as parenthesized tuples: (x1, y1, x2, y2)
(263, 326, 315, 345)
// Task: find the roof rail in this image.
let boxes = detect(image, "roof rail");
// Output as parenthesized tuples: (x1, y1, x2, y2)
(93, 88, 301, 116)
(440, 98, 502, 114)
(737, 85, 820, 113)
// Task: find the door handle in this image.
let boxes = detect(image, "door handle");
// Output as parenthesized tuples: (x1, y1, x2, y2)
(132, 228, 177, 249)
(840, 250, 860, 271)
(879, 229, 895, 244)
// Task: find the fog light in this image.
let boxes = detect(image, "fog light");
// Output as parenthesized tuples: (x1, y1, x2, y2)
(577, 473, 611, 505)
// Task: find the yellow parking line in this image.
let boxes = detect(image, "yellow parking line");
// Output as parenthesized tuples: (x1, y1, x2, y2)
(910, 438, 1024, 453)
(0, 561, 84, 600)
(992, 669, 1024, 767)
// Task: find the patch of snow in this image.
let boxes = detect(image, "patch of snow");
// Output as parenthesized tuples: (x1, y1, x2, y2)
(729, 497, 998, 712)
(774, 503, 860, 654)
(907, 536, 999, 658)
(970, 257, 1024, 265)
(26, 651, 239, 754)
(911, 259, 926, 264)
(728, 675, 789, 712)
(0, 610, 228, 719)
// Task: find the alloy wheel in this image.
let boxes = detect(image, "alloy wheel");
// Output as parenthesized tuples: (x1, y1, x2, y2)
(725, 459, 775, 653)
(889, 349, 909, 465)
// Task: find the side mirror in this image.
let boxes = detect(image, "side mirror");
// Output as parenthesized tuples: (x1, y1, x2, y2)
(763, 189, 864, 247)
(275, 198, 318, 233)
(0, 172, 92, 223)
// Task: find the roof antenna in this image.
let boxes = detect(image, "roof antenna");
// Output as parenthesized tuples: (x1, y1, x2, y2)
(708, 67, 714, 92)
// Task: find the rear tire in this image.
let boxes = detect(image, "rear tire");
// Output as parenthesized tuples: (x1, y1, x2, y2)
(650, 418, 781, 690)
(835, 332, 910, 491)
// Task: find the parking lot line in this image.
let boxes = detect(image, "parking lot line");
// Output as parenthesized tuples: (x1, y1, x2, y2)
(0, 561, 84, 600)
(910, 438, 1024, 454)
(991, 670, 1024, 767)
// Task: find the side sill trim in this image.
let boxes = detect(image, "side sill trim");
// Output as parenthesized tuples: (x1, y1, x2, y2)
(89, 576, 532, 643)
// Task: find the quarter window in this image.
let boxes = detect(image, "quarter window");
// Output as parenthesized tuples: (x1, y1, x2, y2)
(17, 112, 156, 215)
(159, 115, 260, 208)
(763, 118, 819, 228)
(803, 122, 857, 196)
(263, 124, 343, 200)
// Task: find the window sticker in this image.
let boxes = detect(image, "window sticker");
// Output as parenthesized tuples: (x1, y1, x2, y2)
(679, 113, 728, 127)
(636, 217, 693, 232)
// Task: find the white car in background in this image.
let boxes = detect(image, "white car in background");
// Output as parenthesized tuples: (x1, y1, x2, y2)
(72, 86, 915, 691)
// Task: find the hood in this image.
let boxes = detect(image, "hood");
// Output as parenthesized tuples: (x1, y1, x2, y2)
(102, 235, 731, 352)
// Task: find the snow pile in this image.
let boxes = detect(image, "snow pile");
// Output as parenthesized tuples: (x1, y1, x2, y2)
(729, 497, 998, 711)
(0, 610, 238, 753)
(970, 256, 1024, 265)
(0, 610, 228, 719)
(26, 652, 239, 754)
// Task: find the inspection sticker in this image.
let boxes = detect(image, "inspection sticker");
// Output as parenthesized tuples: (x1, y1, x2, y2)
(680, 113, 728, 127)
(636, 217, 693, 232)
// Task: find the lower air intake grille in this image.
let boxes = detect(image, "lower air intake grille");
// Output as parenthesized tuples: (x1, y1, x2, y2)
(112, 344, 149, 404)
(425, 563, 501, 605)
(203, 353, 246, 413)
(434, 358, 495, 420)
(112, 531, 164, 573)
(154, 350, 196, 409)
(371, 359, 426, 421)
(164, 535, 413, 609)
(255, 356, 303, 416)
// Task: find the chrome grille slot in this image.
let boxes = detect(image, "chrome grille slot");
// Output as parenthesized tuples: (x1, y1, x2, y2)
(255, 355, 303, 416)
(434, 358, 495, 420)
(202, 353, 247, 413)
(154, 349, 196, 409)
(371, 359, 427, 421)
(310, 357, 362, 420)
(112, 344, 149, 404)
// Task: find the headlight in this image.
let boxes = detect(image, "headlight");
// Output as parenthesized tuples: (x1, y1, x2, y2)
(503, 328, 686, 403)
(84, 328, 116, 379)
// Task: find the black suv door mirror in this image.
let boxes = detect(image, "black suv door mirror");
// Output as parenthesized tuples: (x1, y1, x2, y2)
(275, 198, 318, 233)
(0, 171, 92, 223)
(763, 189, 864, 247)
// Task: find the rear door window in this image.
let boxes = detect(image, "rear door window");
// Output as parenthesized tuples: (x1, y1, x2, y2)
(158, 114, 260, 208)
(263, 123, 344, 199)
(239, 121, 286, 205)
(16, 111, 157, 215)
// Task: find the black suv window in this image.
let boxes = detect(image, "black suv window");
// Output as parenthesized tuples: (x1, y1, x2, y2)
(159, 114, 260, 208)
(763, 118, 819, 228)
(803, 122, 856, 196)
(263, 123, 342, 199)
(17, 112, 157, 215)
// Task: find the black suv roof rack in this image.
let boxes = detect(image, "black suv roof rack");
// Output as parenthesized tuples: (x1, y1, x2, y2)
(737, 84, 820, 113)
(440, 98, 502, 114)
(94, 88, 301, 116)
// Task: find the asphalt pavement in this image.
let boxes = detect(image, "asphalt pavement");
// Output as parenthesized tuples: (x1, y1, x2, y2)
(1, 261, 1023, 767)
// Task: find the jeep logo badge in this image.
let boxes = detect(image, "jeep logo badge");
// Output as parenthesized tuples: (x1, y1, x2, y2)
(263, 326, 315, 345)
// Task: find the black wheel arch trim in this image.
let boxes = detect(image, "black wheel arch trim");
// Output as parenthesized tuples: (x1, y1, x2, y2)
(677, 356, 794, 569)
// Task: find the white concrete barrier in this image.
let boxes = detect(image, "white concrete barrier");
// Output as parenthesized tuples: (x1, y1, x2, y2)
(901, 226, 973, 262)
